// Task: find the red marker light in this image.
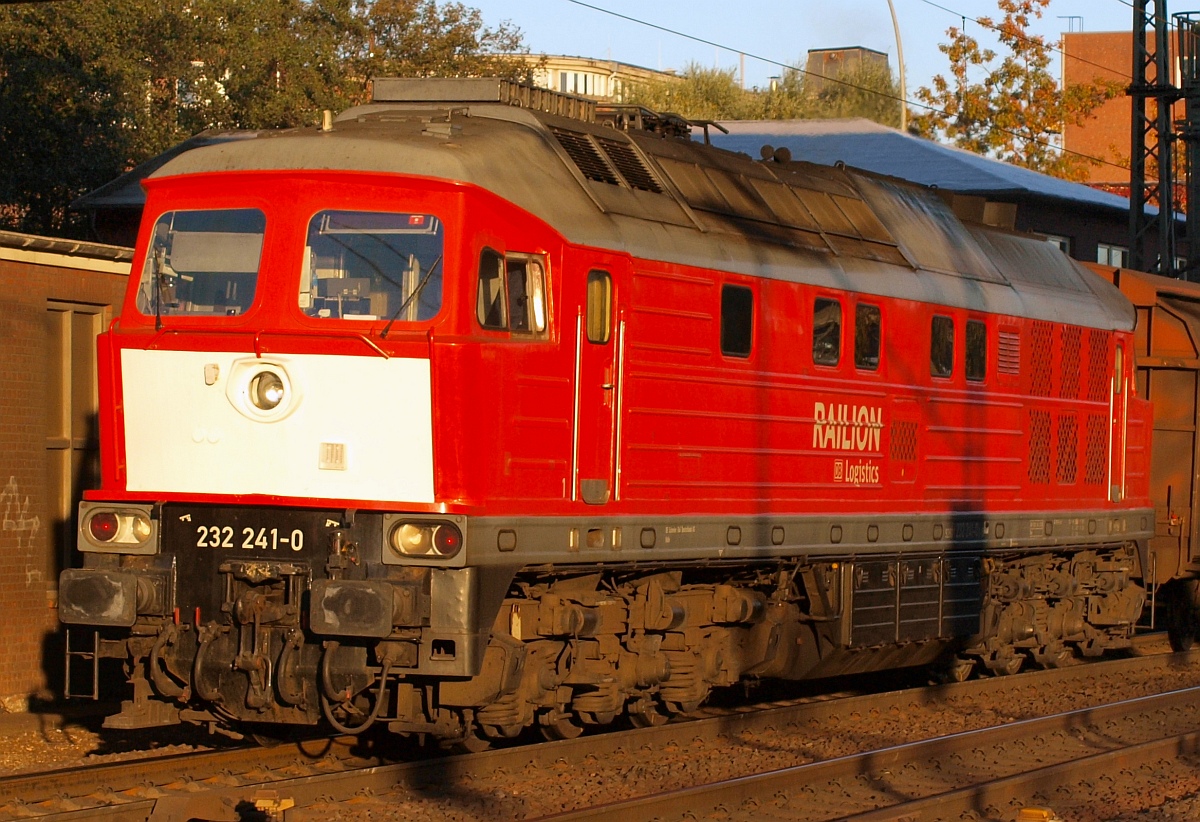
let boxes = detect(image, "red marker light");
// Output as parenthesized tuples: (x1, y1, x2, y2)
(408, 215, 425, 226)
(434, 524, 463, 556)
(89, 512, 119, 542)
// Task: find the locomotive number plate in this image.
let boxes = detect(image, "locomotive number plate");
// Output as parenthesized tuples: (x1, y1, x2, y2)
(162, 504, 344, 559)
(194, 524, 306, 552)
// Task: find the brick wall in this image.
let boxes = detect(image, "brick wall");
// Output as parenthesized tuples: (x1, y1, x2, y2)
(0, 238, 129, 708)
(1063, 30, 1185, 188)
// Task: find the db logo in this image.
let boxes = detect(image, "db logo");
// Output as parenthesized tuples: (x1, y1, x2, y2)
(833, 460, 844, 481)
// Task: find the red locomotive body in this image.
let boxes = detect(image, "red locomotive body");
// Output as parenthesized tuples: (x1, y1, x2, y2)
(60, 80, 1153, 742)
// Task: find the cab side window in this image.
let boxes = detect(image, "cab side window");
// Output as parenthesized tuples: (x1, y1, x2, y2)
(855, 303, 881, 370)
(721, 284, 754, 357)
(586, 270, 612, 343)
(813, 297, 841, 366)
(477, 249, 506, 329)
(966, 319, 987, 382)
(477, 248, 547, 334)
(931, 315, 954, 377)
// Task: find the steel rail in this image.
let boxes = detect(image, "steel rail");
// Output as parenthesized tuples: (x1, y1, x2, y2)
(843, 731, 1200, 821)
(531, 684, 1200, 821)
(3, 646, 1194, 821)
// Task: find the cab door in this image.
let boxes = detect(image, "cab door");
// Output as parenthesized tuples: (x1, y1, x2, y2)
(573, 262, 625, 504)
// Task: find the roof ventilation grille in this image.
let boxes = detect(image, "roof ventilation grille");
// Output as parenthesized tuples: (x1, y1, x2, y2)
(551, 128, 621, 186)
(595, 136, 663, 193)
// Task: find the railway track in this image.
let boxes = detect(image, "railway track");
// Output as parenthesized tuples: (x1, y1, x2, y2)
(3, 645, 1197, 821)
(545, 682, 1200, 821)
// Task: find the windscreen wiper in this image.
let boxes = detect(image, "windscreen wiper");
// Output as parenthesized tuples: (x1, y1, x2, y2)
(153, 246, 165, 330)
(381, 255, 442, 339)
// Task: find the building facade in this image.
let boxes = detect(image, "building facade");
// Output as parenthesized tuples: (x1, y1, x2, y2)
(0, 232, 130, 707)
(1062, 30, 1185, 193)
(520, 55, 678, 101)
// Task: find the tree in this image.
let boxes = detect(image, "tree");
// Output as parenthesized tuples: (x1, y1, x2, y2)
(624, 60, 900, 125)
(0, 0, 531, 237)
(912, 0, 1123, 181)
(355, 0, 533, 86)
(622, 65, 759, 121)
(786, 60, 902, 126)
(0, 0, 204, 234)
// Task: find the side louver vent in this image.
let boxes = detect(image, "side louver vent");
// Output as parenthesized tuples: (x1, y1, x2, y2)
(1030, 321, 1053, 397)
(1028, 409, 1051, 484)
(1060, 326, 1081, 399)
(1056, 413, 1078, 484)
(998, 329, 1020, 376)
(1086, 330, 1110, 402)
(1085, 414, 1107, 485)
(890, 420, 918, 461)
(596, 136, 663, 193)
(551, 127, 620, 186)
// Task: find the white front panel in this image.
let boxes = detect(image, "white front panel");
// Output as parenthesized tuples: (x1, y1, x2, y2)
(122, 349, 435, 502)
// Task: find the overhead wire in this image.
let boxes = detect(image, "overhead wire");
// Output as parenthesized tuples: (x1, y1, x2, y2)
(562, 0, 1133, 173)
(914, 0, 1134, 82)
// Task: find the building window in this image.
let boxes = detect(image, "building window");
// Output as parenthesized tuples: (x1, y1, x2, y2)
(720, 284, 753, 357)
(813, 297, 841, 366)
(931, 315, 954, 377)
(854, 303, 881, 370)
(1097, 243, 1128, 267)
(966, 319, 987, 382)
(1044, 234, 1071, 254)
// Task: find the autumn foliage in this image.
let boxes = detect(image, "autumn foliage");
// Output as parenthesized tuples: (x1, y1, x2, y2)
(913, 0, 1123, 181)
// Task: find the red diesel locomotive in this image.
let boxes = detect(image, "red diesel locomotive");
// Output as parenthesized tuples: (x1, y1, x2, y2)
(59, 79, 1153, 744)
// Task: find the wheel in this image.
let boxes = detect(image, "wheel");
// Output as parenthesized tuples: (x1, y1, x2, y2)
(626, 697, 670, 728)
(538, 710, 584, 741)
(984, 649, 1024, 676)
(1031, 644, 1078, 669)
(442, 727, 491, 753)
(936, 656, 976, 683)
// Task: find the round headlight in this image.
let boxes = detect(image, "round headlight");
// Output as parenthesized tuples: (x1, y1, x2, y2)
(131, 513, 152, 542)
(392, 523, 429, 555)
(88, 512, 119, 542)
(249, 371, 285, 410)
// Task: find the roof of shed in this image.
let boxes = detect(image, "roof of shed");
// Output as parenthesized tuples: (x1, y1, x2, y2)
(708, 118, 1135, 215)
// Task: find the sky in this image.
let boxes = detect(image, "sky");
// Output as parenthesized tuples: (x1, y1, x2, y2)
(471, 0, 1137, 101)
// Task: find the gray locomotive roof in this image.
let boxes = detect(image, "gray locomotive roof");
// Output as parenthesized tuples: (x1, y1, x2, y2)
(145, 94, 1133, 332)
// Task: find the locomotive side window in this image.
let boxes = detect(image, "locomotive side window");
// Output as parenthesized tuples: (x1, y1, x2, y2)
(477, 249, 507, 329)
(855, 303, 881, 370)
(720, 284, 754, 357)
(586, 270, 612, 344)
(812, 298, 841, 366)
(136, 208, 265, 317)
(966, 319, 987, 382)
(507, 257, 548, 333)
(301, 210, 443, 322)
(477, 250, 548, 334)
(931, 315, 954, 377)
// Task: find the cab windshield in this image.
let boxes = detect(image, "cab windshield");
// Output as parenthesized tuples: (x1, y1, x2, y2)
(135, 208, 266, 317)
(300, 210, 444, 321)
